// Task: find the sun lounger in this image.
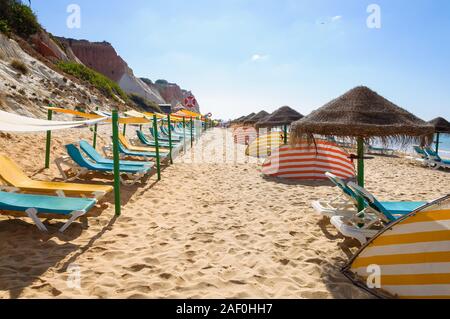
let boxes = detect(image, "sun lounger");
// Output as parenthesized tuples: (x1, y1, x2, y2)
(311, 172, 358, 218)
(413, 146, 428, 159)
(0, 190, 96, 232)
(56, 144, 151, 185)
(149, 127, 183, 143)
(118, 133, 171, 155)
(136, 130, 175, 149)
(110, 134, 169, 161)
(0, 155, 113, 200)
(158, 127, 184, 141)
(424, 147, 450, 169)
(367, 145, 395, 156)
(330, 182, 428, 245)
(79, 140, 152, 168)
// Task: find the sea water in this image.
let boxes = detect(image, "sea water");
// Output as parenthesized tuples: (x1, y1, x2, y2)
(369, 134, 450, 159)
(436, 134, 450, 159)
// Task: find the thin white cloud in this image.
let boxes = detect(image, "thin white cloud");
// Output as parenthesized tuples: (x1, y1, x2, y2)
(331, 15, 343, 22)
(251, 54, 269, 62)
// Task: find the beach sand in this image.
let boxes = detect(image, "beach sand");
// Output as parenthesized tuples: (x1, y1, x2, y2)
(0, 127, 449, 299)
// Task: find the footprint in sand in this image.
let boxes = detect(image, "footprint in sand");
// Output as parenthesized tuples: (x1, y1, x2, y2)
(236, 234, 250, 240)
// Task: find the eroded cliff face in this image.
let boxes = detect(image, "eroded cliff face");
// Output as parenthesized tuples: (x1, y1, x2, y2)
(0, 33, 111, 117)
(56, 37, 165, 105)
(142, 78, 200, 113)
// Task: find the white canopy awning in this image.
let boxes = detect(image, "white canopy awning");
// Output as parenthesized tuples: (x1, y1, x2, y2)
(0, 110, 107, 133)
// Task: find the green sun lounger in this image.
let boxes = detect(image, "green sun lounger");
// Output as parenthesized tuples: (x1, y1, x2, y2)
(0, 191, 96, 232)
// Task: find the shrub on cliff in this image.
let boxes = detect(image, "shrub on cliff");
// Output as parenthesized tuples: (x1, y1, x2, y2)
(129, 93, 162, 113)
(0, 0, 40, 38)
(57, 61, 128, 102)
(10, 59, 29, 75)
(0, 20, 12, 37)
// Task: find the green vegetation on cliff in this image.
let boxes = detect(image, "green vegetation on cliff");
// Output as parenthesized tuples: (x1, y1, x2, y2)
(128, 93, 161, 113)
(0, 0, 40, 38)
(57, 61, 128, 101)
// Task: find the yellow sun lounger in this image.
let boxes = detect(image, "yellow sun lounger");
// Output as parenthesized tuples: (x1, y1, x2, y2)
(0, 155, 113, 200)
(118, 134, 169, 154)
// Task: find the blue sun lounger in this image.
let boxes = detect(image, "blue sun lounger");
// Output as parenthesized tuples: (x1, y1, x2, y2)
(79, 140, 153, 168)
(313, 172, 427, 218)
(0, 191, 96, 232)
(118, 141, 169, 161)
(424, 147, 450, 169)
(157, 127, 184, 142)
(326, 178, 427, 244)
(413, 146, 428, 159)
(149, 128, 184, 144)
(56, 144, 151, 185)
(136, 130, 178, 149)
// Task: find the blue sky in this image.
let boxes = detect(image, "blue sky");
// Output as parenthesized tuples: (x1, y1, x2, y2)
(31, 0, 450, 120)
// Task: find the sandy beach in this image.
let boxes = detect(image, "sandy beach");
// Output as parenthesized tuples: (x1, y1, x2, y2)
(0, 127, 449, 299)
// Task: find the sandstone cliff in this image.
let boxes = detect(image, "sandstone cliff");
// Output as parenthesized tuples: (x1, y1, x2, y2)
(0, 33, 112, 117)
(56, 37, 166, 105)
(142, 78, 200, 113)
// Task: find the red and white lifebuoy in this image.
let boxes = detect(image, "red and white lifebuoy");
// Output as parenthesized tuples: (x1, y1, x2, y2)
(184, 95, 197, 108)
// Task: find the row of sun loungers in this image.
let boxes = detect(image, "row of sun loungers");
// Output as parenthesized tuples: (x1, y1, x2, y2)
(0, 123, 198, 232)
(412, 145, 450, 169)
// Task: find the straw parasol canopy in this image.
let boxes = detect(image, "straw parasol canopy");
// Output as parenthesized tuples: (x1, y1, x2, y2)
(231, 115, 246, 124)
(290, 86, 434, 197)
(429, 117, 450, 133)
(429, 117, 450, 154)
(255, 106, 304, 129)
(291, 86, 434, 145)
(243, 110, 269, 126)
(237, 112, 256, 124)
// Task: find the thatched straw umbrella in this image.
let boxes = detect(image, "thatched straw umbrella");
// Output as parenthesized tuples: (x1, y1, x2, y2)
(243, 110, 269, 126)
(255, 106, 304, 144)
(429, 117, 450, 154)
(290, 86, 434, 206)
(231, 113, 255, 127)
(230, 115, 245, 125)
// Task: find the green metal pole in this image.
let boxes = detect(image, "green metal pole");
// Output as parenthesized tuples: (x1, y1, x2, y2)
(190, 117, 194, 147)
(45, 109, 53, 169)
(283, 124, 288, 145)
(167, 114, 173, 164)
(112, 110, 121, 217)
(183, 117, 186, 151)
(357, 137, 365, 211)
(152, 115, 161, 181)
(92, 106, 99, 149)
(436, 133, 440, 154)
